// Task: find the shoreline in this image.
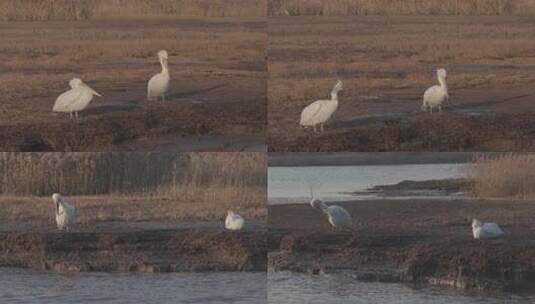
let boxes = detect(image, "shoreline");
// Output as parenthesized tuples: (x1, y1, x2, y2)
(268, 199, 535, 292)
(269, 152, 487, 167)
(0, 221, 267, 273)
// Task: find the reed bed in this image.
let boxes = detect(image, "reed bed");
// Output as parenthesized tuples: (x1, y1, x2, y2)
(0, 152, 265, 196)
(468, 153, 535, 199)
(0, 152, 266, 222)
(0, 0, 266, 21)
(269, 0, 518, 16)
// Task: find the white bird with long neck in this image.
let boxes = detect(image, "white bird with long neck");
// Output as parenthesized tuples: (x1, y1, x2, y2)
(51, 193, 77, 231)
(310, 198, 352, 231)
(147, 50, 170, 101)
(300, 80, 343, 133)
(472, 219, 504, 239)
(53, 78, 101, 119)
(422, 68, 448, 113)
(225, 211, 244, 231)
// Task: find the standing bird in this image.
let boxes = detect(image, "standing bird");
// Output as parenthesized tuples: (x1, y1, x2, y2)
(147, 50, 170, 101)
(51, 193, 77, 231)
(300, 80, 343, 133)
(422, 68, 448, 113)
(225, 211, 244, 231)
(472, 219, 504, 239)
(310, 198, 352, 231)
(53, 78, 101, 119)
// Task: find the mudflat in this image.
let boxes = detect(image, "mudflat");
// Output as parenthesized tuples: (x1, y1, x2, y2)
(0, 18, 266, 151)
(268, 198, 535, 291)
(268, 16, 535, 151)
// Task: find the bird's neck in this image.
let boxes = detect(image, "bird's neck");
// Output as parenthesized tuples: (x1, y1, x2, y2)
(330, 92, 339, 102)
(438, 77, 447, 91)
(161, 61, 169, 75)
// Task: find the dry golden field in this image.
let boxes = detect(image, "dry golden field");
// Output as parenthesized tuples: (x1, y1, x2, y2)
(268, 16, 535, 151)
(0, 0, 266, 20)
(0, 152, 266, 227)
(0, 16, 266, 151)
(468, 153, 535, 199)
(268, 0, 532, 16)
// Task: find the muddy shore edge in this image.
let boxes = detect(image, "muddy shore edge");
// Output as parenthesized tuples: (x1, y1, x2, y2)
(268, 200, 535, 292)
(0, 226, 267, 273)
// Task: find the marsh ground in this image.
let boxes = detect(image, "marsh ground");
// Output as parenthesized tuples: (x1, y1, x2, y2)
(0, 18, 266, 151)
(268, 16, 535, 151)
(268, 197, 535, 290)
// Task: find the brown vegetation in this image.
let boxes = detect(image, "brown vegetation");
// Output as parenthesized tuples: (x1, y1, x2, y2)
(269, 0, 520, 16)
(268, 16, 535, 151)
(0, 18, 266, 150)
(0, 152, 266, 223)
(0, 0, 266, 21)
(269, 198, 535, 291)
(469, 153, 535, 199)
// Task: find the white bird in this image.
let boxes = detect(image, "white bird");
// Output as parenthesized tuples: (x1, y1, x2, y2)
(300, 80, 343, 133)
(51, 193, 77, 231)
(53, 78, 102, 119)
(310, 198, 352, 231)
(422, 68, 448, 113)
(147, 50, 170, 101)
(472, 219, 504, 239)
(225, 211, 244, 231)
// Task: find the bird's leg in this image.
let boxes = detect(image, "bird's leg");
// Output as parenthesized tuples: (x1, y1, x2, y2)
(75, 112, 79, 119)
(321, 124, 324, 133)
(439, 105, 442, 112)
(69, 112, 73, 119)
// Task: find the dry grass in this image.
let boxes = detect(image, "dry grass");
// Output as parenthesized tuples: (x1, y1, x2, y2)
(0, 0, 266, 21)
(0, 152, 266, 222)
(0, 18, 266, 124)
(468, 154, 535, 199)
(269, 0, 519, 16)
(267, 17, 535, 138)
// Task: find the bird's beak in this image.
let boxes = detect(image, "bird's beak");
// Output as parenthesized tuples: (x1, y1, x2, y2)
(85, 84, 102, 97)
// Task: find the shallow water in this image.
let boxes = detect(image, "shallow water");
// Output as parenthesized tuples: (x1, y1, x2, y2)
(268, 163, 466, 203)
(268, 272, 534, 304)
(0, 268, 266, 304)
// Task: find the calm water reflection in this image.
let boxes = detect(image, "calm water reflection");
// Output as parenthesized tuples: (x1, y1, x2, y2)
(268, 164, 466, 202)
(268, 272, 533, 304)
(0, 268, 266, 304)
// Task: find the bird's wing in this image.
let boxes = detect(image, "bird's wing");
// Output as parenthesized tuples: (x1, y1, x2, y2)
(53, 88, 83, 111)
(300, 100, 324, 124)
(483, 223, 504, 236)
(328, 206, 351, 222)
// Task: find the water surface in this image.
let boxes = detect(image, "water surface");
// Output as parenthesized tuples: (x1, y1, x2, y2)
(268, 272, 533, 304)
(268, 163, 466, 203)
(0, 268, 266, 304)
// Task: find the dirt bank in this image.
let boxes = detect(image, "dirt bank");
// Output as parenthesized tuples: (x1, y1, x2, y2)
(268, 199, 535, 291)
(269, 112, 535, 152)
(0, 80, 265, 151)
(268, 16, 535, 152)
(269, 152, 475, 166)
(0, 221, 267, 273)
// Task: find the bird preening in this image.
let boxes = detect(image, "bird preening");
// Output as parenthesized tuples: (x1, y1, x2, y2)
(53, 78, 101, 119)
(225, 210, 244, 231)
(471, 218, 504, 239)
(51, 193, 77, 231)
(310, 198, 352, 231)
(422, 68, 448, 113)
(300, 80, 343, 133)
(148, 49, 170, 101)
